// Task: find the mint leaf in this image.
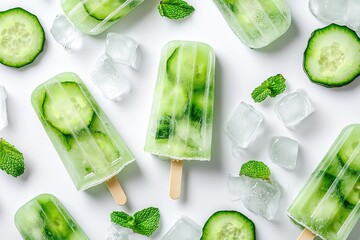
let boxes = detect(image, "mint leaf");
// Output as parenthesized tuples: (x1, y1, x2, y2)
(266, 74, 286, 97)
(133, 207, 160, 236)
(111, 211, 135, 229)
(251, 74, 286, 103)
(0, 138, 25, 177)
(110, 207, 160, 237)
(158, 0, 195, 19)
(251, 85, 271, 103)
(240, 160, 271, 180)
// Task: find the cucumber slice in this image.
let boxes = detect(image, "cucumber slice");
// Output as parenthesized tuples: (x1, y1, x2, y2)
(0, 8, 45, 68)
(167, 45, 210, 90)
(190, 94, 213, 126)
(83, 0, 126, 21)
(339, 173, 360, 205)
(337, 127, 360, 172)
(37, 197, 72, 238)
(304, 24, 360, 87)
(69, 132, 120, 174)
(297, 173, 340, 221)
(201, 210, 256, 240)
(159, 83, 188, 117)
(324, 157, 343, 177)
(43, 82, 94, 135)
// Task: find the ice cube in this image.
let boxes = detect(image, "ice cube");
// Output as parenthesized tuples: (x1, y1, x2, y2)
(105, 33, 140, 69)
(274, 89, 314, 128)
(91, 55, 131, 102)
(128, 233, 149, 240)
(0, 86, 8, 130)
(346, 0, 360, 34)
(309, 0, 348, 24)
(268, 136, 299, 169)
(224, 102, 264, 149)
(161, 216, 202, 240)
(50, 14, 82, 51)
(106, 223, 133, 240)
(226, 175, 281, 220)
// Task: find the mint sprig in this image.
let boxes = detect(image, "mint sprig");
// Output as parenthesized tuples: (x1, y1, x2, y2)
(0, 138, 25, 177)
(240, 160, 271, 180)
(158, 0, 195, 20)
(111, 207, 160, 237)
(251, 74, 286, 103)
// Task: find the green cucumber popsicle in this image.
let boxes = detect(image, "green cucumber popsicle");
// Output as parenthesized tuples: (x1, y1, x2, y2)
(145, 41, 215, 199)
(31, 72, 134, 205)
(15, 194, 88, 239)
(61, 0, 144, 35)
(288, 124, 360, 240)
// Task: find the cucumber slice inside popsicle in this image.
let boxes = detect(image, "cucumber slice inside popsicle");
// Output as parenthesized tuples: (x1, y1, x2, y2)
(43, 82, 94, 135)
(83, 0, 126, 21)
(37, 197, 72, 238)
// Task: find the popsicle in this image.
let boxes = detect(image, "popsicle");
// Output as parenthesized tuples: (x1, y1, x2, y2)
(31, 72, 134, 205)
(15, 194, 88, 239)
(213, 0, 291, 48)
(61, 0, 144, 35)
(145, 41, 215, 199)
(287, 124, 360, 240)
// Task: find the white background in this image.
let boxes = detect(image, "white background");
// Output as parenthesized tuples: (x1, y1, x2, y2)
(0, 0, 360, 239)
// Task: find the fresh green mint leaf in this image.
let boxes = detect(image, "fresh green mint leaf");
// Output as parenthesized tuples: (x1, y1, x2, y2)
(266, 74, 286, 97)
(0, 138, 25, 177)
(158, 0, 195, 20)
(110, 207, 160, 237)
(133, 207, 160, 237)
(251, 85, 271, 103)
(251, 74, 286, 103)
(111, 211, 135, 229)
(240, 160, 271, 180)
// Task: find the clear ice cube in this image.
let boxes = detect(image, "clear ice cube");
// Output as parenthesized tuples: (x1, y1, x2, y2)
(347, 0, 360, 34)
(226, 175, 281, 220)
(105, 33, 140, 69)
(309, 0, 348, 24)
(91, 55, 131, 102)
(50, 14, 82, 51)
(268, 136, 299, 169)
(161, 216, 202, 240)
(0, 85, 8, 130)
(106, 223, 149, 240)
(274, 89, 314, 128)
(224, 102, 264, 149)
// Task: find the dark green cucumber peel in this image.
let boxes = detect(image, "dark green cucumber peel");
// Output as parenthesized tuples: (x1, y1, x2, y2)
(201, 210, 256, 240)
(304, 24, 360, 87)
(0, 8, 45, 68)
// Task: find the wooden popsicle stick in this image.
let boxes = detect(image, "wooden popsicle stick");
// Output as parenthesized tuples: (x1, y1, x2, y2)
(297, 228, 316, 240)
(169, 159, 183, 200)
(106, 176, 127, 205)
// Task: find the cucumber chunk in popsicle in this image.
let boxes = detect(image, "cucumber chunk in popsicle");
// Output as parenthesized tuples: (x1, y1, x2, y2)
(43, 82, 94, 135)
(339, 173, 360, 206)
(167, 45, 210, 90)
(337, 127, 360, 172)
(37, 198, 72, 238)
(84, 0, 126, 21)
